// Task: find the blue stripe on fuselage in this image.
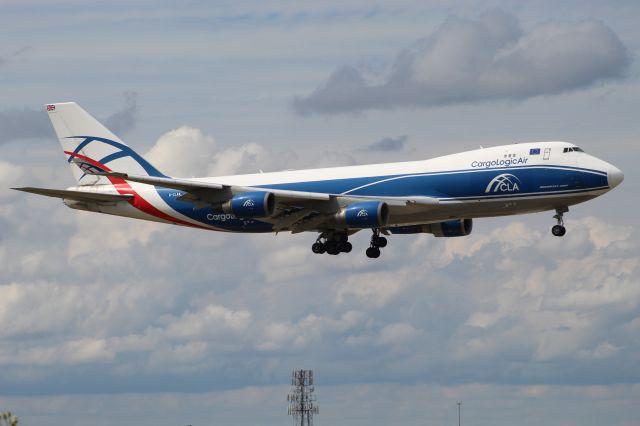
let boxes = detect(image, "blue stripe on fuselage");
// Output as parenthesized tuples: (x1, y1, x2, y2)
(254, 165, 608, 199)
(152, 165, 607, 232)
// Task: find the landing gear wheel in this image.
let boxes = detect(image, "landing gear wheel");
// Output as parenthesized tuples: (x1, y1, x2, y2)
(312, 242, 326, 254)
(325, 241, 340, 255)
(312, 231, 351, 256)
(366, 247, 381, 258)
(372, 236, 387, 248)
(339, 241, 353, 253)
(551, 206, 568, 237)
(551, 225, 566, 237)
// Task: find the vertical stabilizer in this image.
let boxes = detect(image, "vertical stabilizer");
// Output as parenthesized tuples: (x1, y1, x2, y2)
(45, 102, 165, 185)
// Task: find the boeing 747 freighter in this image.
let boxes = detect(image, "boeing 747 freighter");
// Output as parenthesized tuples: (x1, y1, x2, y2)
(14, 103, 624, 258)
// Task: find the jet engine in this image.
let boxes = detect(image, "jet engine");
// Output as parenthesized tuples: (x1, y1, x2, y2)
(388, 219, 473, 237)
(336, 201, 389, 228)
(221, 191, 275, 218)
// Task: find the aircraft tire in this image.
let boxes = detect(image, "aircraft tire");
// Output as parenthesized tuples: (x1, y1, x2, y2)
(551, 225, 566, 237)
(373, 236, 387, 247)
(326, 241, 340, 255)
(366, 247, 381, 258)
(340, 242, 353, 253)
(312, 242, 326, 254)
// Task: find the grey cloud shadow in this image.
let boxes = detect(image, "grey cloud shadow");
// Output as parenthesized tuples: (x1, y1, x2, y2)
(0, 92, 140, 145)
(364, 135, 408, 152)
(293, 10, 631, 115)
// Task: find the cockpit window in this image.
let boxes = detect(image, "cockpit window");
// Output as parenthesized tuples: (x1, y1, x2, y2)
(563, 147, 585, 153)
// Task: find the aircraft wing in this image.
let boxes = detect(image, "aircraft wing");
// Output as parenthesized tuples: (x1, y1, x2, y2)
(97, 172, 332, 203)
(94, 171, 439, 232)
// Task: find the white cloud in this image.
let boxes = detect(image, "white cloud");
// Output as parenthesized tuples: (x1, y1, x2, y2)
(0, 338, 114, 365)
(145, 126, 216, 177)
(335, 270, 409, 308)
(0, 160, 24, 199)
(164, 304, 252, 338)
(144, 126, 296, 177)
(377, 322, 421, 345)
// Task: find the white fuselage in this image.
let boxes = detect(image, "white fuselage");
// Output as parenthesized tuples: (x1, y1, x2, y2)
(67, 141, 622, 233)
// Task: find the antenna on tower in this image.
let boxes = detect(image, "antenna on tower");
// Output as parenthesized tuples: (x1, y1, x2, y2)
(287, 369, 319, 426)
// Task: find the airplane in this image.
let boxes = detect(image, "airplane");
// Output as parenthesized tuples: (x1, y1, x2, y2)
(13, 102, 624, 258)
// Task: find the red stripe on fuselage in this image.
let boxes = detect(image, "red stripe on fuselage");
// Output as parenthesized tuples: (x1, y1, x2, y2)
(64, 151, 209, 230)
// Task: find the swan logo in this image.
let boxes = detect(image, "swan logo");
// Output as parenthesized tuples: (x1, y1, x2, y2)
(242, 199, 255, 207)
(357, 209, 369, 217)
(485, 174, 521, 193)
(71, 159, 107, 175)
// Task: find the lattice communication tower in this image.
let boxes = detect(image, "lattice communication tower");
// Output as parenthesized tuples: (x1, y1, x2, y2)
(287, 369, 319, 426)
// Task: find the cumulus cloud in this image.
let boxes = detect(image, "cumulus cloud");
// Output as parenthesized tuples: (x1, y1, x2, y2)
(2, 205, 638, 390)
(0, 160, 24, 199)
(293, 10, 630, 115)
(1, 126, 638, 399)
(377, 322, 421, 346)
(145, 125, 297, 177)
(2, 338, 115, 365)
(164, 304, 251, 339)
(145, 126, 216, 177)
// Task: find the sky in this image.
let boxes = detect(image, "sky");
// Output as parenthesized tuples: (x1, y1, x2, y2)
(0, 0, 639, 425)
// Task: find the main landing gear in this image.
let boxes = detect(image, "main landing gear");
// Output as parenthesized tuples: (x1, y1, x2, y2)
(551, 206, 568, 237)
(365, 229, 387, 259)
(311, 231, 352, 255)
(310, 229, 388, 258)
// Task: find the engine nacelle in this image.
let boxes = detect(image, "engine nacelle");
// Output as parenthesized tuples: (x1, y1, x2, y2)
(336, 201, 389, 229)
(388, 219, 473, 237)
(222, 191, 275, 218)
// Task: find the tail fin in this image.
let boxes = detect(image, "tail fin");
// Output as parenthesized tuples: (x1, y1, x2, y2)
(46, 102, 166, 185)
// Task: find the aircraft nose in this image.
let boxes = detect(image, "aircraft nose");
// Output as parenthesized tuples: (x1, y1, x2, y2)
(608, 165, 624, 188)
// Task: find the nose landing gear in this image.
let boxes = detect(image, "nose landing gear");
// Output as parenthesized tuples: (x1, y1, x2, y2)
(551, 206, 568, 237)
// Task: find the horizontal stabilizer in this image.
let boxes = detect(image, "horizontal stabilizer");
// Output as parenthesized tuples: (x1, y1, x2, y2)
(12, 187, 132, 203)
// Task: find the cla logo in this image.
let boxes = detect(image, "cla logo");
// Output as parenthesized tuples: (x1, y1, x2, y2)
(485, 174, 521, 193)
(242, 199, 255, 207)
(357, 209, 368, 217)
